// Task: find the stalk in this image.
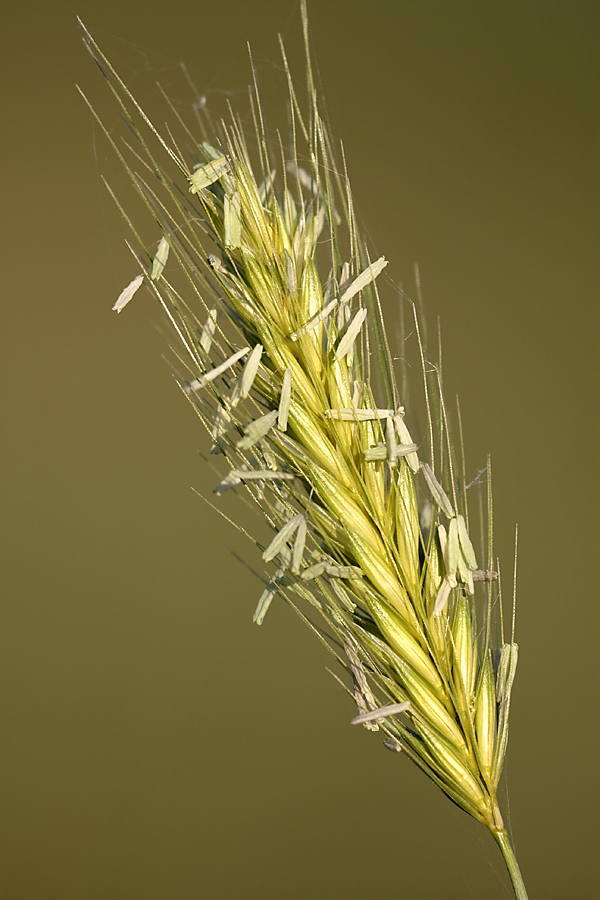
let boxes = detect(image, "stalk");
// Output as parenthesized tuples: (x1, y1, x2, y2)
(493, 829, 529, 900)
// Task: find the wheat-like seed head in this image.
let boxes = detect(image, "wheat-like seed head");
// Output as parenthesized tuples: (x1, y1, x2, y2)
(79, 4, 524, 881)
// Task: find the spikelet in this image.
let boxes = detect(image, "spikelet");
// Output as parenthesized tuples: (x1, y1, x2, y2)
(81, 5, 528, 897)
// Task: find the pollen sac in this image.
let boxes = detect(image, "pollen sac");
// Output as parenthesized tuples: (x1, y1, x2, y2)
(112, 274, 143, 313)
(393, 415, 419, 473)
(150, 236, 170, 281)
(199, 308, 218, 355)
(338, 256, 388, 306)
(457, 513, 478, 569)
(189, 156, 229, 192)
(422, 464, 455, 518)
(447, 516, 460, 577)
(237, 410, 279, 450)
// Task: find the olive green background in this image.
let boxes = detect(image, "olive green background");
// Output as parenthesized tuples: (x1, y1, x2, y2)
(2, 1, 598, 898)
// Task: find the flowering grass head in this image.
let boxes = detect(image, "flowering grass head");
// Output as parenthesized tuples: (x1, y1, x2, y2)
(80, 6, 527, 896)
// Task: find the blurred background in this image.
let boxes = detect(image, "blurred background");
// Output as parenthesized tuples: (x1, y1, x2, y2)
(2, 1, 598, 897)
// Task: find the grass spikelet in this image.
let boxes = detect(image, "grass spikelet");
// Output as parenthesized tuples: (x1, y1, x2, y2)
(81, 5, 528, 897)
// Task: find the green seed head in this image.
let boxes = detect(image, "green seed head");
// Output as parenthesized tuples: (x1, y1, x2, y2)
(84, 1, 521, 846)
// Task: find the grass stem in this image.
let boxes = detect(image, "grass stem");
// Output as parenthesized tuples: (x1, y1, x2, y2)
(493, 829, 529, 900)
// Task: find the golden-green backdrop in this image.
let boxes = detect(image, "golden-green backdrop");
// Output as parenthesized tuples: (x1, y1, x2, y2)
(2, 1, 598, 897)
